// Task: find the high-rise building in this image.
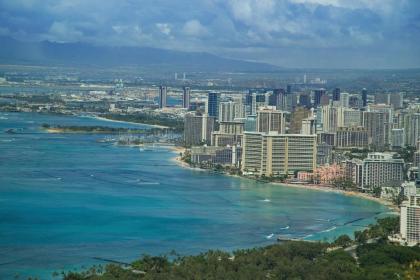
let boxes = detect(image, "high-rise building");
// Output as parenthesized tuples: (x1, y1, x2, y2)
(340, 92, 350, 107)
(337, 107, 361, 127)
(159, 85, 167, 108)
(332, 88, 341, 101)
(301, 108, 316, 135)
(317, 143, 333, 165)
(290, 107, 310, 134)
(320, 94, 330, 106)
(191, 145, 242, 167)
(269, 88, 286, 110)
(343, 159, 363, 187)
(251, 93, 257, 115)
(211, 121, 244, 147)
(320, 105, 338, 133)
(314, 88, 326, 107)
(400, 187, 420, 246)
(286, 84, 292, 95)
(233, 96, 246, 119)
(375, 93, 389, 105)
(184, 113, 203, 146)
(207, 92, 219, 118)
(391, 128, 405, 148)
(184, 113, 215, 146)
(301, 117, 317, 135)
(414, 151, 420, 176)
(390, 93, 403, 109)
(361, 88, 368, 107)
(285, 93, 298, 111)
(317, 132, 336, 146)
(335, 127, 368, 148)
(256, 107, 286, 134)
(242, 133, 317, 176)
(403, 113, 420, 147)
(299, 93, 311, 108)
(182, 86, 190, 109)
(361, 153, 404, 188)
(349, 95, 361, 108)
(244, 115, 257, 132)
(246, 90, 253, 107)
(375, 93, 404, 109)
(218, 101, 237, 122)
(362, 110, 392, 149)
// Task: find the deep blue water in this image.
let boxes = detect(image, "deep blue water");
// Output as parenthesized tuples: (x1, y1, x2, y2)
(0, 112, 390, 279)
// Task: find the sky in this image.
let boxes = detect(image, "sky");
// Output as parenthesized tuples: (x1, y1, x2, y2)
(0, 0, 419, 69)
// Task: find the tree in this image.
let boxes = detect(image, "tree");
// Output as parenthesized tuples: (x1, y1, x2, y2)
(393, 191, 406, 207)
(333, 234, 353, 248)
(355, 230, 368, 244)
(332, 177, 356, 190)
(372, 185, 382, 198)
(404, 261, 420, 280)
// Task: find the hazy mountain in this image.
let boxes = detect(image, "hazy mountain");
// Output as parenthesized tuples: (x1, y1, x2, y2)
(0, 37, 280, 72)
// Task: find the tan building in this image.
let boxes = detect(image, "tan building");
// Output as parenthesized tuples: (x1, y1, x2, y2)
(242, 132, 317, 176)
(256, 107, 286, 134)
(290, 106, 310, 134)
(336, 107, 361, 127)
(211, 121, 244, 147)
(184, 113, 215, 146)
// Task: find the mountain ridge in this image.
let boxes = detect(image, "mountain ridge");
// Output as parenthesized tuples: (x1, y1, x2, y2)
(0, 36, 280, 72)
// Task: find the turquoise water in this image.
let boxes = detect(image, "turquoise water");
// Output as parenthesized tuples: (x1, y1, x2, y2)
(0, 112, 390, 279)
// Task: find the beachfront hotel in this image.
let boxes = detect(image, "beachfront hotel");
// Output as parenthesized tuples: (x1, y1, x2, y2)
(400, 187, 420, 246)
(343, 153, 404, 189)
(241, 132, 317, 176)
(362, 153, 404, 188)
(184, 113, 215, 146)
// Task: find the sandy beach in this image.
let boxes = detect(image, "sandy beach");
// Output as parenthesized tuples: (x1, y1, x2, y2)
(275, 182, 398, 211)
(171, 148, 398, 212)
(169, 147, 209, 172)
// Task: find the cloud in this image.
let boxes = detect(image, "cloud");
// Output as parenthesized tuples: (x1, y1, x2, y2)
(47, 21, 83, 42)
(182, 20, 208, 37)
(0, 0, 419, 68)
(156, 23, 171, 36)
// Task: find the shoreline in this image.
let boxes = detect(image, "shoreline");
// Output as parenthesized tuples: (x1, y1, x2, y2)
(275, 182, 398, 211)
(169, 147, 398, 212)
(89, 115, 170, 129)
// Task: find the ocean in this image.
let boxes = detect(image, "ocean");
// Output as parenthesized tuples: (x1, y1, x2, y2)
(0, 112, 390, 279)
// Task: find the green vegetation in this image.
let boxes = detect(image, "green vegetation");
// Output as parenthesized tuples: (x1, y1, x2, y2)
(41, 124, 171, 135)
(372, 185, 382, 198)
(331, 177, 357, 190)
(332, 234, 353, 247)
(59, 217, 419, 280)
(180, 150, 192, 165)
(347, 148, 370, 160)
(393, 146, 416, 163)
(354, 216, 400, 243)
(102, 113, 184, 131)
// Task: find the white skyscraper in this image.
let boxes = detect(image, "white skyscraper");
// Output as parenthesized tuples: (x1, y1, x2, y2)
(400, 187, 420, 246)
(219, 101, 237, 122)
(340, 92, 350, 107)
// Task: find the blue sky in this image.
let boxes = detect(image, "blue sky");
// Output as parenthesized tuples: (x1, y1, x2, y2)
(0, 0, 419, 68)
